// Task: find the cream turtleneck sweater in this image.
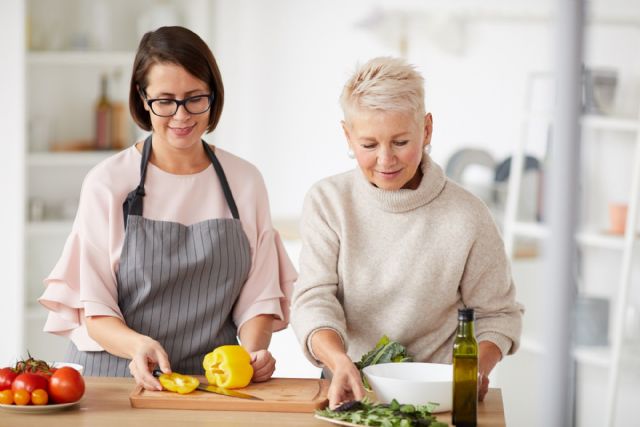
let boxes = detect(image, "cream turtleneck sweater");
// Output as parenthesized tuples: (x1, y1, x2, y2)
(291, 154, 523, 366)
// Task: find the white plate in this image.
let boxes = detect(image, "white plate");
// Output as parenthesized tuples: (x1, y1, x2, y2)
(0, 400, 81, 414)
(51, 362, 84, 375)
(315, 414, 363, 426)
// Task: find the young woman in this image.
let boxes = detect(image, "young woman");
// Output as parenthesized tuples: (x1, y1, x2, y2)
(39, 26, 296, 391)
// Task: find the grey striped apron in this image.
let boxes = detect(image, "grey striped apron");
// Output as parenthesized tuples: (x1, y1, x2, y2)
(66, 136, 252, 376)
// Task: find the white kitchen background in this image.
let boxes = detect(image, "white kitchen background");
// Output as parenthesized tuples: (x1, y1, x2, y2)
(1, 0, 640, 426)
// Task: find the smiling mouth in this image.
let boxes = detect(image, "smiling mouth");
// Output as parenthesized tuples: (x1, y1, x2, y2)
(377, 170, 401, 175)
(169, 124, 196, 135)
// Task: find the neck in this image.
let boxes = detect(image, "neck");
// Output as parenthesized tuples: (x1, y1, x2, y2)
(401, 165, 424, 190)
(139, 138, 211, 175)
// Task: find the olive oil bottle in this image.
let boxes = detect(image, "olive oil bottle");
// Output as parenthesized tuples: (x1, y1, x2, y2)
(95, 74, 112, 150)
(452, 308, 478, 427)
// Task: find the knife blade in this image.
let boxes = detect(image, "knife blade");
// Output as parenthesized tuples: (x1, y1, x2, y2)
(152, 369, 263, 400)
(195, 383, 263, 400)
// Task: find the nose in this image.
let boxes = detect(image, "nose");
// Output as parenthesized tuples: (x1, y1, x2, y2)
(173, 103, 191, 120)
(378, 146, 396, 166)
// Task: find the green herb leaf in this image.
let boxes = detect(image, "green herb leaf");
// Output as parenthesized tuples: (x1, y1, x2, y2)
(355, 335, 413, 390)
(316, 397, 448, 427)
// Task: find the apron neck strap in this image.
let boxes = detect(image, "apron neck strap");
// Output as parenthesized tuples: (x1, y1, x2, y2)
(203, 141, 240, 220)
(123, 137, 241, 229)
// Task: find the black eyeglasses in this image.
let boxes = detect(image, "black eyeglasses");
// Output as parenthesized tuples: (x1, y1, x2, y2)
(142, 92, 214, 117)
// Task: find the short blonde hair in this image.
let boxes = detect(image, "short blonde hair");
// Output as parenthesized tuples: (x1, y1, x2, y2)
(340, 56, 425, 122)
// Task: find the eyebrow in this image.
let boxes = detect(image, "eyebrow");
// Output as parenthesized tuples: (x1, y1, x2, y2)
(151, 89, 209, 98)
(358, 132, 410, 142)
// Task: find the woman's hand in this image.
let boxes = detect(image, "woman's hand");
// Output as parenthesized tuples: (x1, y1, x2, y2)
(85, 316, 171, 390)
(327, 354, 366, 409)
(249, 349, 276, 382)
(478, 341, 502, 401)
(309, 329, 366, 408)
(128, 336, 172, 391)
(238, 315, 276, 382)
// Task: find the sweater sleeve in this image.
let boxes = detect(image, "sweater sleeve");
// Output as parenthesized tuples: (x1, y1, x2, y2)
(459, 205, 524, 357)
(291, 185, 348, 367)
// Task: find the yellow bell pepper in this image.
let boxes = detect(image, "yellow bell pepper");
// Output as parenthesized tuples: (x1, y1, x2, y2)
(158, 372, 200, 394)
(202, 345, 253, 389)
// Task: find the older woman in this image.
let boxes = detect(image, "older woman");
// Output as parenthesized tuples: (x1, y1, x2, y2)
(291, 57, 523, 407)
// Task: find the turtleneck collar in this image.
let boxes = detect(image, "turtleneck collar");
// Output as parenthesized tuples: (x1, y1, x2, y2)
(354, 153, 446, 213)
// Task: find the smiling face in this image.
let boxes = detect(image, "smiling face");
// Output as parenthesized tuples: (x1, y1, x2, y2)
(343, 109, 433, 190)
(142, 62, 211, 151)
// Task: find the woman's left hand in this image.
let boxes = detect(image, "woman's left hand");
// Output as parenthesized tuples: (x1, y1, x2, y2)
(249, 349, 276, 382)
(478, 341, 502, 401)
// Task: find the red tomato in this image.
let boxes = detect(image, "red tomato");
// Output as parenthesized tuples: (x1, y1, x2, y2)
(0, 368, 17, 391)
(49, 367, 84, 404)
(34, 369, 55, 381)
(11, 373, 49, 394)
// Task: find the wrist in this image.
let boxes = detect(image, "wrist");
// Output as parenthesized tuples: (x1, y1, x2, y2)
(309, 329, 351, 372)
(324, 352, 353, 373)
(128, 334, 154, 358)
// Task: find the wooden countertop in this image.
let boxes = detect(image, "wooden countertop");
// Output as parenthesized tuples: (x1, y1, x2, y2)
(0, 377, 505, 426)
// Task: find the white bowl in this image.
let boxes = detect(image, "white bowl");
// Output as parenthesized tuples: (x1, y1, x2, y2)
(363, 362, 452, 413)
(51, 362, 84, 375)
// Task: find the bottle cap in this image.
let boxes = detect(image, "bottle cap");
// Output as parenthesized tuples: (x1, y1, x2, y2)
(458, 308, 474, 321)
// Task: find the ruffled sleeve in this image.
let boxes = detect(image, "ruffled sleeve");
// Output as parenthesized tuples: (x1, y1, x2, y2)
(229, 159, 297, 332)
(38, 166, 125, 352)
(232, 229, 296, 331)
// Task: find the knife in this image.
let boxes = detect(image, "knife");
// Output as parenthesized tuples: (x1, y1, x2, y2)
(152, 370, 263, 400)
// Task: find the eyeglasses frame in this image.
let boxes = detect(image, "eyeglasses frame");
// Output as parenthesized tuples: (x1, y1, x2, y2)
(141, 91, 215, 117)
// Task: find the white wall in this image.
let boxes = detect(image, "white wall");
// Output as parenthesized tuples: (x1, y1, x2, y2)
(0, 0, 26, 364)
(210, 0, 640, 221)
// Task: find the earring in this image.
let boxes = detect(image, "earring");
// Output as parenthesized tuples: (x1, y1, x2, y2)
(425, 144, 432, 155)
(347, 149, 355, 159)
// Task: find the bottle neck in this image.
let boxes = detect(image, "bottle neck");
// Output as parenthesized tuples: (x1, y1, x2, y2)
(457, 319, 475, 337)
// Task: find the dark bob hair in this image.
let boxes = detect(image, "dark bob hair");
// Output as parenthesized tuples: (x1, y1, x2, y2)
(129, 26, 224, 133)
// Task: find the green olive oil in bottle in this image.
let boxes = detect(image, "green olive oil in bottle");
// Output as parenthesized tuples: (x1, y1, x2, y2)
(452, 308, 478, 427)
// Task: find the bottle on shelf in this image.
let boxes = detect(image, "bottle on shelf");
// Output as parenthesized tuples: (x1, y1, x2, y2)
(111, 101, 128, 150)
(94, 73, 112, 150)
(452, 307, 478, 427)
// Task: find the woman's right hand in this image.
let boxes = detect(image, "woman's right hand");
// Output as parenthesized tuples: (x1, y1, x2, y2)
(327, 355, 366, 409)
(309, 329, 366, 408)
(128, 336, 172, 391)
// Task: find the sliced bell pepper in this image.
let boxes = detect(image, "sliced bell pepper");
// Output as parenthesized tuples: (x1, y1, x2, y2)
(202, 345, 253, 389)
(158, 372, 200, 394)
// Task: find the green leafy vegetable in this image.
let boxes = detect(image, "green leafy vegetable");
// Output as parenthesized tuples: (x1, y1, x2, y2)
(316, 397, 447, 427)
(355, 335, 412, 389)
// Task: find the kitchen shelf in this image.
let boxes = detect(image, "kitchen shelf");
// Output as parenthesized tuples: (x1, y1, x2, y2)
(511, 221, 635, 250)
(26, 220, 73, 236)
(27, 51, 135, 67)
(520, 335, 640, 368)
(522, 112, 640, 133)
(25, 305, 48, 321)
(27, 150, 118, 167)
(582, 115, 640, 132)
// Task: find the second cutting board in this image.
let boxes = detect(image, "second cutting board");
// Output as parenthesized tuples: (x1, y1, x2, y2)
(130, 377, 329, 413)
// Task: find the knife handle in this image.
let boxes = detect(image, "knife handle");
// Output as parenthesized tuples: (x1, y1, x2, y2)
(152, 369, 163, 378)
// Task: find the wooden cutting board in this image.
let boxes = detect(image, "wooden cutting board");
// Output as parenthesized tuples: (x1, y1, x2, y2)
(130, 377, 329, 413)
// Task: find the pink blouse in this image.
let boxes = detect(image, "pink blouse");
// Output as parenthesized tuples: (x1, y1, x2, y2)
(38, 145, 296, 351)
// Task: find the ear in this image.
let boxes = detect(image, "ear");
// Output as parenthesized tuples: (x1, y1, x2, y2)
(341, 120, 354, 150)
(423, 113, 433, 148)
(138, 85, 150, 112)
